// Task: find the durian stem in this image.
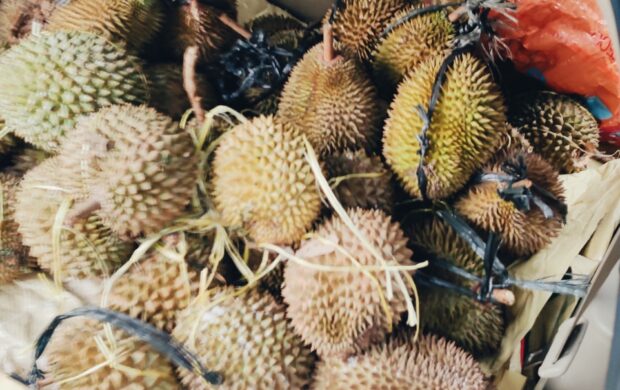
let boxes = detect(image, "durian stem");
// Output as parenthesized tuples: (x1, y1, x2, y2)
(474, 285, 516, 306)
(448, 5, 468, 22)
(183, 46, 205, 124)
(218, 14, 252, 40)
(65, 198, 101, 226)
(323, 24, 336, 62)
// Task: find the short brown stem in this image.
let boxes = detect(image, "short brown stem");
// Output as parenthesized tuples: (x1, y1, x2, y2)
(323, 24, 335, 62)
(183, 45, 205, 124)
(512, 179, 533, 189)
(448, 5, 468, 22)
(218, 14, 252, 40)
(474, 285, 516, 306)
(66, 198, 102, 226)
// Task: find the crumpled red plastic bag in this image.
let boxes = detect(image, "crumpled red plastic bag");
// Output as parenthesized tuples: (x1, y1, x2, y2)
(499, 0, 620, 145)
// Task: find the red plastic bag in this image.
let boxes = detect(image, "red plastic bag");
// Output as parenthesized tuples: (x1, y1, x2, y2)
(499, 0, 620, 145)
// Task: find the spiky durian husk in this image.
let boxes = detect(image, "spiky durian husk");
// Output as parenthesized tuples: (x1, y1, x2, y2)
(278, 44, 381, 156)
(212, 115, 321, 245)
(0, 31, 148, 152)
(164, 0, 237, 60)
(174, 286, 315, 389)
(146, 64, 217, 119)
(411, 219, 504, 357)
(383, 53, 506, 200)
(326, 150, 394, 212)
(327, 0, 410, 61)
(0, 173, 34, 284)
(0, 0, 55, 45)
(14, 157, 133, 280)
(313, 334, 488, 389)
(46, 0, 164, 50)
(8, 146, 51, 175)
(61, 105, 197, 239)
(456, 150, 565, 257)
(509, 91, 600, 173)
(282, 208, 414, 357)
(45, 318, 179, 389)
(109, 232, 221, 332)
(372, 9, 455, 94)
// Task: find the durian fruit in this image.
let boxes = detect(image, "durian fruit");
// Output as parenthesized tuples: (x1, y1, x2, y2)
(8, 146, 51, 175)
(46, 0, 164, 50)
(44, 318, 179, 389)
(173, 286, 315, 389)
(0, 173, 34, 284)
(109, 232, 220, 332)
(0, 0, 56, 45)
(0, 31, 148, 152)
(61, 105, 197, 239)
(383, 53, 506, 200)
(0, 125, 17, 157)
(278, 43, 381, 156)
(313, 334, 489, 389)
(410, 218, 504, 357)
(326, 149, 394, 212)
(372, 8, 455, 94)
(282, 208, 414, 357)
(15, 157, 133, 280)
(163, 0, 237, 61)
(456, 149, 565, 257)
(146, 64, 217, 119)
(211, 115, 321, 245)
(509, 91, 600, 173)
(327, 0, 410, 61)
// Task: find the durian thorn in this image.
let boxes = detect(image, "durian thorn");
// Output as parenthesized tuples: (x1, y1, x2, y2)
(183, 46, 205, 124)
(304, 137, 395, 300)
(52, 198, 73, 288)
(62, 225, 110, 277)
(218, 13, 252, 40)
(65, 198, 102, 226)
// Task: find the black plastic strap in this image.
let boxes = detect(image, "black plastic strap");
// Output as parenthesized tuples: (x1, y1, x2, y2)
(18, 307, 222, 387)
(380, 2, 461, 38)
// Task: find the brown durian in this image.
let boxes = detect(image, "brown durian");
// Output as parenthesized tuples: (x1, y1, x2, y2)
(372, 8, 455, 94)
(146, 64, 217, 119)
(59, 105, 198, 239)
(163, 0, 237, 61)
(383, 53, 506, 200)
(0, 173, 34, 283)
(509, 91, 600, 173)
(46, 0, 164, 50)
(44, 318, 179, 389)
(326, 149, 395, 212)
(410, 218, 505, 357)
(278, 43, 381, 156)
(327, 0, 410, 61)
(211, 115, 321, 245)
(174, 286, 315, 389)
(282, 208, 414, 357)
(456, 149, 566, 257)
(109, 232, 222, 332)
(15, 157, 133, 280)
(0, 0, 56, 45)
(313, 334, 489, 389)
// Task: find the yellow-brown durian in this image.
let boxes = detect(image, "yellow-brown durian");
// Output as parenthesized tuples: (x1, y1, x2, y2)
(211, 115, 321, 245)
(282, 208, 414, 357)
(278, 43, 381, 156)
(173, 286, 315, 389)
(456, 149, 566, 257)
(313, 334, 489, 389)
(383, 53, 506, 200)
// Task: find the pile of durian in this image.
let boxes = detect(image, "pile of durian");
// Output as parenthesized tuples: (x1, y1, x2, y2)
(0, 0, 606, 388)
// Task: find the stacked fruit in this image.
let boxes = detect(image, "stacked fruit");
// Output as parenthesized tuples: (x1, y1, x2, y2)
(0, 0, 607, 388)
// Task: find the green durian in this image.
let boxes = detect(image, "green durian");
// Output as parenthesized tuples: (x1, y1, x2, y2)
(410, 218, 505, 357)
(383, 53, 506, 200)
(509, 91, 600, 173)
(46, 0, 164, 50)
(372, 8, 455, 95)
(0, 31, 148, 152)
